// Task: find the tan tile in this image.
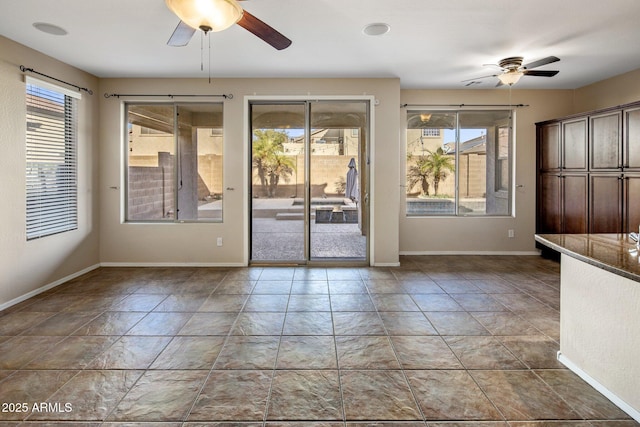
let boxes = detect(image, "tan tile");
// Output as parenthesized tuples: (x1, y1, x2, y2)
(379, 312, 438, 335)
(0, 312, 55, 335)
(108, 370, 208, 422)
(88, 336, 171, 369)
(152, 294, 208, 312)
(406, 370, 503, 421)
(179, 312, 237, 335)
(25, 336, 117, 370)
(471, 312, 542, 336)
(198, 294, 248, 312)
(535, 369, 632, 420)
(243, 294, 290, 312)
(336, 336, 400, 369)
(450, 294, 508, 312)
(283, 312, 333, 335)
(110, 294, 168, 312)
(189, 370, 271, 421)
(499, 336, 564, 369)
(471, 370, 580, 420)
(329, 294, 375, 311)
(287, 294, 331, 311)
(276, 336, 337, 369)
(151, 336, 225, 369)
(327, 280, 368, 294)
(213, 336, 280, 369)
(267, 370, 342, 421)
(252, 281, 292, 294)
(411, 294, 465, 311)
(391, 336, 462, 370)
(332, 312, 385, 335)
(23, 312, 99, 336)
(212, 280, 256, 294)
(291, 280, 329, 294)
(126, 312, 193, 336)
(444, 336, 527, 370)
(0, 370, 78, 421)
(425, 312, 490, 336)
(72, 311, 147, 336)
(341, 370, 421, 421)
(230, 312, 286, 336)
(0, 336, 62, 369)
(28, 370, 143, 421)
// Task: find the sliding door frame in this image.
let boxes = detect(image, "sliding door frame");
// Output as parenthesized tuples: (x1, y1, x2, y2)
(244, 95, 375, 266)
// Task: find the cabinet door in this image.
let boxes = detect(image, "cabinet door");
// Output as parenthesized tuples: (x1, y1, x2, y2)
(624, 174, 640, 233)
(624, 107, 640, 170)
(538, 173, 562, 233)
(589, 174, 623, 233)
(539, 123, 560, 171)
(562, 174, 589, 233)
(590, 111, 622, 170)
(562, 118, 588, 170)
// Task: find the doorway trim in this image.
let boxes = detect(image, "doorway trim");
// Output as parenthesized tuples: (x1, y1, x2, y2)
(243, 95, 376, 266)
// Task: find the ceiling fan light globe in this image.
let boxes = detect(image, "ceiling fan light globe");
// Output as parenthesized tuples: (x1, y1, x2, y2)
(166, 0, 243, 32)
(498, 71, 523, 86)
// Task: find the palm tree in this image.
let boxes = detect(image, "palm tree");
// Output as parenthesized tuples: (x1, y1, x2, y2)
(252, 130, 296, 197)
(406, 154, 432, 197)
(424, 147, 455, 196)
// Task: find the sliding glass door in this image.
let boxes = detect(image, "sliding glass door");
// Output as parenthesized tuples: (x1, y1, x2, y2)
(250, 100, 369, 263)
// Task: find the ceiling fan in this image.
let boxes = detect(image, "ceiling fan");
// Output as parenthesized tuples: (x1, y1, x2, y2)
(165, 0, 292, 50)
(463, 56, 560, 86)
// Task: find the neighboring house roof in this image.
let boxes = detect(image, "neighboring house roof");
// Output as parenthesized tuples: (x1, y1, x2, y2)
(444, 135, 486, 154)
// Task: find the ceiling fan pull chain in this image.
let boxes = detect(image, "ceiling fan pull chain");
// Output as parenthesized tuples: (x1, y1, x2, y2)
(200, 31, 203, 71)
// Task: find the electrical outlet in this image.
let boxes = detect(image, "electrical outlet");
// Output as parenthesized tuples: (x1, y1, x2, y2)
(508, 229, 515, 238)
(217, 237, 223, 247)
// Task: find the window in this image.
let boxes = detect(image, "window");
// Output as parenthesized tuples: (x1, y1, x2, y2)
(125, 103, 224, 222)
(25, 77, 79, 240)
(406, 109, 512, 216)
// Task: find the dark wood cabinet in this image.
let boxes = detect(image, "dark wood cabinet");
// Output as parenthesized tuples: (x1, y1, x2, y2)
(562, 118, 588, 170)
(537, 173, 588, 234)
(539, 123, 560, 171)
(589, 174, 623, 233)
(624, 174, 640, 232)
(563, 174, 589, 233)
(537, 100, 640, 235)
(624, 107, 640, 170)
(590, 111, 622, 170)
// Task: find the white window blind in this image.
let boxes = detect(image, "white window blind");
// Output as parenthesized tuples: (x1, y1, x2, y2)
(25, 77, 79, 240)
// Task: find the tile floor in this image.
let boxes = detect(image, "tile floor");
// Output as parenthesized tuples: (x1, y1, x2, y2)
(0, 255, 637, 426)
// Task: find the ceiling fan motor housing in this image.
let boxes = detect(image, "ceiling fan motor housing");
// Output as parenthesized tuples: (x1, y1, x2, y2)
(499, 56, 524, 70)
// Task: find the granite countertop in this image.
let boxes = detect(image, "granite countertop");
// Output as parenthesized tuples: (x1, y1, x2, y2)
(535, 233, 640, 283)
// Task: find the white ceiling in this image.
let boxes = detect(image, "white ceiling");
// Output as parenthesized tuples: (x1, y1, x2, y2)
(2, 0, 640, 89)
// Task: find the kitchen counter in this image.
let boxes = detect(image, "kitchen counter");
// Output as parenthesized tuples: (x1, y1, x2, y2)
(535, 233, 640, 282)
(534, 233, 640, 422)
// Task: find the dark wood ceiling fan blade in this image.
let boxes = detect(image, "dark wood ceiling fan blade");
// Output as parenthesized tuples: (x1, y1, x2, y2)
(523, 69, 560, 77)
(461, 74, 498, 83)
(167, 21, 196, 47)
(237, 10, 292, 50)
(523, 56, 560, 70)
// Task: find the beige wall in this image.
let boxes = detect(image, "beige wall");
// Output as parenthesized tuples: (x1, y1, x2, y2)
(573, 68, 640, 113)
(0, 36, 100, 309)
(98, 78, 401, 266)
(399, 89, 575, 254)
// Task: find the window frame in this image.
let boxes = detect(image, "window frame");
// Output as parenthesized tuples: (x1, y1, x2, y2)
(124, 102, 224, 223)
(405, 108, 514, 217)
(25, 76, 80, 240)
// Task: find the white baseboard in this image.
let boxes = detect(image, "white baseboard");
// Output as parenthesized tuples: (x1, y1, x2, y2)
(99, 262, 246, 267)
(557, 351, 640, 422)
(372, 262, 401, 267)
(400, 250, 541, 256)
(0, 263, 101, 312)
